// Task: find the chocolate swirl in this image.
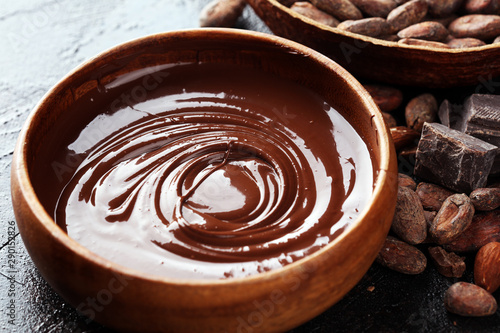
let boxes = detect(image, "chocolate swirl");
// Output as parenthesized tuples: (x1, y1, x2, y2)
(55, 63, 373, 279)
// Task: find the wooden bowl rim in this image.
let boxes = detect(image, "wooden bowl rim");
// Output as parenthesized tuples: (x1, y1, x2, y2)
(12, 27, 395, 287)
(267, 0, 500, 53)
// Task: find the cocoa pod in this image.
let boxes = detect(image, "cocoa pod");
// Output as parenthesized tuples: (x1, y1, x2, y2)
(416, 182, 454, 211)
(392, 186, 428, 244)
(444, 282, 497, 317)
(429, 193, 475, 244)
(199, 0, 246, 27)
(291, 2, 340, 27)
(475, 242, 500, 293)
(310, 0, 363, 21)
(426, 0, 464, 18)
(387, 0, 428, 32)
(350, 0, 398, 17)
(465, 0, 500, 14)
(444, 211, 500, 252)
(470, 187, 500, 211)
(428, 246, 465, 278)
(447, 37, 486, 48)
(337, 18, 392, 37)
(398, 21, 449, 41)
(390, 126, 420, 150)
(398, 37, 451, 47)
(449, 14, 500, 40)
(405, 93, 438, 132)
(363, 84, 403, 112)
(382, 112, 397, 127)
(376, 236, 427, 274)
(398, 173, 416, 190)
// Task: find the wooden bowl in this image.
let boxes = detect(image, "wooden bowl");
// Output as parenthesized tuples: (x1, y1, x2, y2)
(246, 0, 500, 88)
(11, 28, 397, 332)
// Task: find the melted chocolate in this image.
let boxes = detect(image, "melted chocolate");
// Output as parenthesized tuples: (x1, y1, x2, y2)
(45, 63, 373, 279)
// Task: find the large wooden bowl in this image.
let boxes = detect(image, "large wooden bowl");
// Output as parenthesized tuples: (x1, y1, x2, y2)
(11, 28, 398, 332)
(247, 0, 500, 88)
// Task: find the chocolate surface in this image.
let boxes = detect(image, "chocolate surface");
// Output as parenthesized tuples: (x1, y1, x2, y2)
(35, 62, 373, 280)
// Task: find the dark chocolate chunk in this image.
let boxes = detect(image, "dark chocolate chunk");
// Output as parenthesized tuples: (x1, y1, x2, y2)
(438, 99, 463, 129)
(458, 94, 500, 174)
(414, 122, 498, 193)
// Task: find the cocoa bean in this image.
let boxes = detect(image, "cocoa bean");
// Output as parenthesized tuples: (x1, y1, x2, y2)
(350, 0, 398, 17)
(199, 0, 246, 27)
(310, 0, 363, 21)
(444, 282, 497, 317)
(390, 126, 420, 150)
(444, 210, 500, 252)
(337, 18, 392, 37)
(405, 93, 438, 132)
(474, 242, 500, 293)
(398, 173, 416, 190)
(429, 193, 475, 244)
(465, 0, 500, 15)
(398, 21, 449, 41)
(426, 0, 464, 18)
(428, 246, 466, 277)
(382, 112, 398, 127)
(291, 2, 340, 27)
(387, 0, 428, 32)
(376, 236, 427, 274)
(416, 182, 455, 211)
(449, 14, 500, 40)
(447, 37, 487, 48)
(424, 209, 437, 228)
(392, 186, 428, 244)
(398, 37, 451, 47)
(470, 187, 500, 211)
(363, 84, 403, 112)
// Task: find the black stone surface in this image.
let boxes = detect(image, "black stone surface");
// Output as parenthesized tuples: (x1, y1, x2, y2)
(1, 1, 499, 332)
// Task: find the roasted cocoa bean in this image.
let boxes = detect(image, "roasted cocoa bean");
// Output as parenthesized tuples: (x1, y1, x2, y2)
(363, 84, 403, 112)
(444, 210, 500, 252)
(465, 0, 500, 15)
(449, 14, 500, 40)
(337, 18, 392, 37)
(376, 236, 427, 274)
(398, 37, 451, 47)
(291, 2, 340, 27)
(444, 282, 497, 317)
(199, 0, 246, 27)
(405, 93, 438, 132)
(310, 0, 363, 21)
(398, 173, 416, 190)
(474, 242, 500, 293)
(416, 182, 455, 211)
(429, 193, 475, 245)
(428, 246, 466, 277)
(398, 21, 449, 41)
(447, 37, 487, 48)
(390, 126, 420, 150)
(392, 186, 428, 244)
(387, 0, 428, 32)
(382, 112, 398, 127)
(470, 187, 500, 211)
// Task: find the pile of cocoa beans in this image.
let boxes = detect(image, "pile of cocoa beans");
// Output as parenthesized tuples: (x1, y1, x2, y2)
(285, 0, 500, 48)
(366, 83, 500, 317)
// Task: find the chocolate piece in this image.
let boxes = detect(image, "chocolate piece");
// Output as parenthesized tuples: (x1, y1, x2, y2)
(414, 122, 497, 192)
(458, 94, 500, 174)
(438, 99, 463, 129)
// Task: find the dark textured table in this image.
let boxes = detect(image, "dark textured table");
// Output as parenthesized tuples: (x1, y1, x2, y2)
(1, 1, 499, 332)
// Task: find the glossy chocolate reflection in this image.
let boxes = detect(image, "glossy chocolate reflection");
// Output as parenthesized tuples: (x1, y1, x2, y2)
(52, 63, 374, 279)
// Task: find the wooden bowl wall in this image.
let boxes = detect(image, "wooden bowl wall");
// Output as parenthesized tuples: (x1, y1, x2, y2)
(11, 28, 397, 332)
(246, 0, 500, 88)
